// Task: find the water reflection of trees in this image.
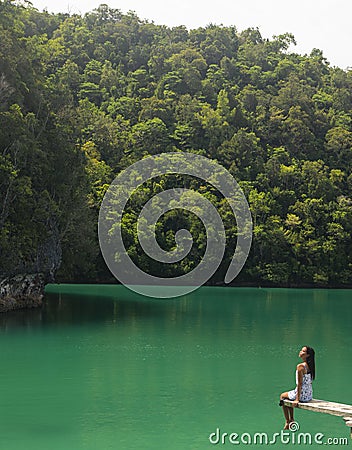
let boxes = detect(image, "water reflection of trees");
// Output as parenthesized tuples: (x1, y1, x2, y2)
(0, 307, 43, 331)
(1, 287, 350, 343)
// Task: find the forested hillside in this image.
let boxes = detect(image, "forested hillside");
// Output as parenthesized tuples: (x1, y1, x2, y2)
(1, 1, 352, 286)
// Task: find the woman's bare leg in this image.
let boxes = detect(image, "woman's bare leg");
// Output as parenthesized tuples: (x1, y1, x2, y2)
(280, 392, 291, 429)
(288, 406, 294, 423)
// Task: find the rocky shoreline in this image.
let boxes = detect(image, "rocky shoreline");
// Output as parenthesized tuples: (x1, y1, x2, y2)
(0, 274, 46, 313)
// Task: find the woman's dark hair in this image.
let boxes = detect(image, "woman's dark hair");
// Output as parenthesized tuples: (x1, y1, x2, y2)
(305, 346, 316, 380)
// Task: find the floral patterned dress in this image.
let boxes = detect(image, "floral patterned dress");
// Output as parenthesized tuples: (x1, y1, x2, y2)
(288, 362, 313, 402)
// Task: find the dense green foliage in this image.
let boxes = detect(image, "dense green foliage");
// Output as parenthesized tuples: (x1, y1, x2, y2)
(1, 1, 352, 286)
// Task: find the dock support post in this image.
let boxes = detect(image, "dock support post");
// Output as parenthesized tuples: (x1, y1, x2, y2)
(342, 417, 352, 439)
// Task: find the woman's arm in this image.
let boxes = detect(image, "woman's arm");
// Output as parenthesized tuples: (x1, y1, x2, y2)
(293, 364, 304, 406)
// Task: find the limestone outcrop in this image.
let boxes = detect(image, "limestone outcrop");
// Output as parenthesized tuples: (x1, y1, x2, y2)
(0, 274, 45, 313)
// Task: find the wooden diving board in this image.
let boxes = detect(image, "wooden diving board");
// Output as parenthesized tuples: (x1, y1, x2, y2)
(282, 398, 352, 438)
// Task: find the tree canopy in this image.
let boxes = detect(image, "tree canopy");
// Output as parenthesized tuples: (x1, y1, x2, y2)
(1, 1, 352, 286)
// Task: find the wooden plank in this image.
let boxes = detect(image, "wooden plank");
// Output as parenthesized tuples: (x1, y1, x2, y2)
(282, 398, 352, 418)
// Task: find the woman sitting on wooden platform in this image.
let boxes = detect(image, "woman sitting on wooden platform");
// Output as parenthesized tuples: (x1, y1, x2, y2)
(279, 346, 316, 429)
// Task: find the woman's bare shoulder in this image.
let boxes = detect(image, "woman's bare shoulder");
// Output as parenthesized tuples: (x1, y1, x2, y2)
(296, 363, 306, 371)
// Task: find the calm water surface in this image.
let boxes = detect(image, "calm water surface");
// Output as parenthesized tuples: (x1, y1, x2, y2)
(0, 286, 351, 449)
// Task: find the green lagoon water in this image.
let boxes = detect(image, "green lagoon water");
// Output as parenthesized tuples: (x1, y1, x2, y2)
(0, 285, 351, 449)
